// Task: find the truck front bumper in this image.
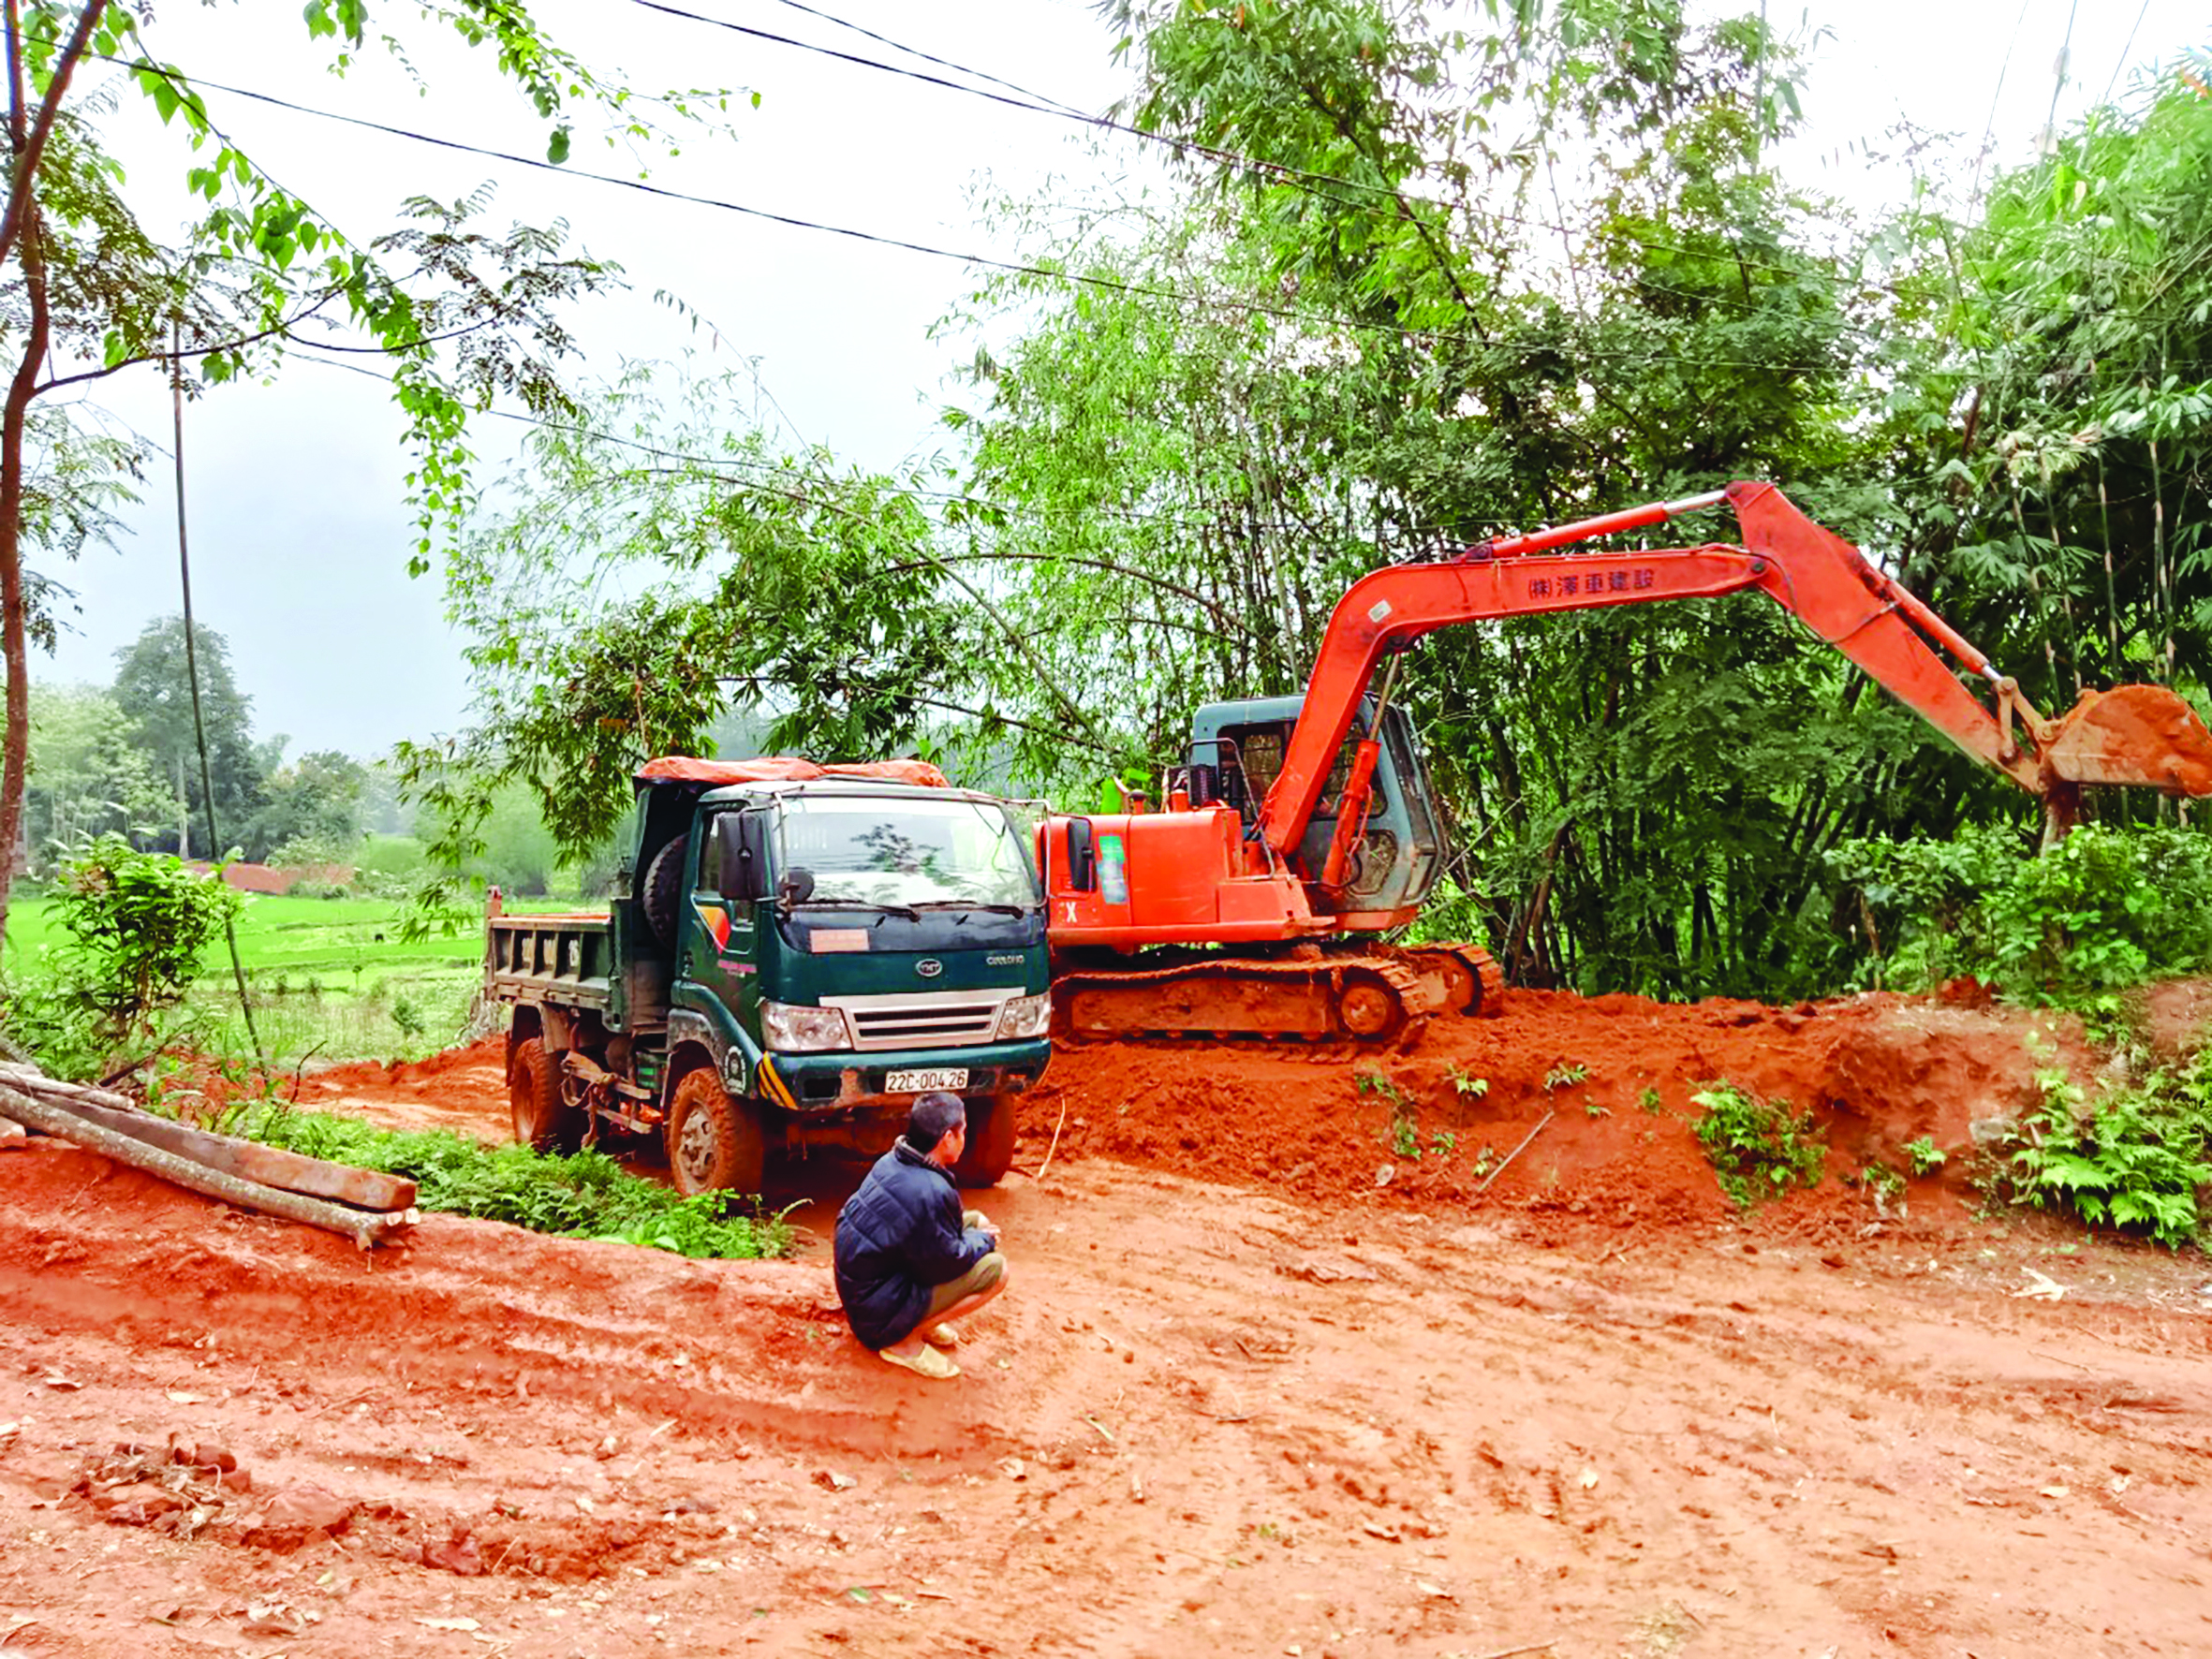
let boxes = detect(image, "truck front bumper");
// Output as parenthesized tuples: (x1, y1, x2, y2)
(759, 1038, 1052, 1115)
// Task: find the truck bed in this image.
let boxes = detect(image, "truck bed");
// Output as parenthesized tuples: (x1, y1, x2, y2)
(486, 912, 615, 1009)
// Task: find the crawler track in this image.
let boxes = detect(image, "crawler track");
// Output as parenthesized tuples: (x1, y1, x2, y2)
(1053, 943, 1503, 1042)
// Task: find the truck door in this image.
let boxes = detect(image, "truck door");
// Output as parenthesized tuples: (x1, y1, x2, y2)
(688, 809, 764, 1024)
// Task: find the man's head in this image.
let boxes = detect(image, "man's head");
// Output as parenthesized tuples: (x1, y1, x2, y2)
(905, 1092, 967, 1162)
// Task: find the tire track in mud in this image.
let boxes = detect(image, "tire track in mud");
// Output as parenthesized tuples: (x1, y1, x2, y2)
(9, 1062, 2212, 1657)
(984, 1172, 2212, 1658)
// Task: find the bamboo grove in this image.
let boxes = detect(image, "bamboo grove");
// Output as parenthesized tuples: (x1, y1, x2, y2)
(432, 0, 2212, 1001)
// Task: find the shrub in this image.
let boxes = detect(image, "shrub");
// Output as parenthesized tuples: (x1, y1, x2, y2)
(1830, 823, 2212, 1005)
(2001, 1065, 2212, 1248)
(0, 836, 239, 1077)
(1692, 1082, 1825, 1208)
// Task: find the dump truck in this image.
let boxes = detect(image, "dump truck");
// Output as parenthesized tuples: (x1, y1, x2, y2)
(1042, 480, 2212, 1039)
(484, 756, 1052, 1195)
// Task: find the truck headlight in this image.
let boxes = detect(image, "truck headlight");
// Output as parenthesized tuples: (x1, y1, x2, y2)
(995, 991, 1052, 1041)
(761, 1000, 850, 1052)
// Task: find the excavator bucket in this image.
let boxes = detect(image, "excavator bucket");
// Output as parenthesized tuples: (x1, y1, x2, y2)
(2042, 685, 2212, 795)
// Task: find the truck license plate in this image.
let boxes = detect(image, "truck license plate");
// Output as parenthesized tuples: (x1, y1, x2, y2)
(885, 1067, 968, 1094)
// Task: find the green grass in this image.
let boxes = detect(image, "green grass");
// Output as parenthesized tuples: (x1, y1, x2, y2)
(7, 889, 594, 1066)
(229, 1104, 795, 1259)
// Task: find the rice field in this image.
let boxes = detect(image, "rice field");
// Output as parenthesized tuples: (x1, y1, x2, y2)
(6, 889, 590, 1064)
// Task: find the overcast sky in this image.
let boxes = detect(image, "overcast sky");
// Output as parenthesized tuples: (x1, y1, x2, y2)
(29, 0, 2206, 760)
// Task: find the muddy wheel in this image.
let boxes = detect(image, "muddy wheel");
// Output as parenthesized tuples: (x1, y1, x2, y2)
(509, 1036, 582, 1152)
(666, 1067, 765, 1197)
(952, 1095, 1017, 1188)
(1335, 975, 1405, 1040)
(641, 834, 690, 947)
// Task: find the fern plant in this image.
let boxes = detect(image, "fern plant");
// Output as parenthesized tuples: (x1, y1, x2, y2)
(2005, 1068, 2212, 1249)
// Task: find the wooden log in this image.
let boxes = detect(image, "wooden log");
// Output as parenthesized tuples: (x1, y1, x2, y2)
(0, 1085, 415, 1250)
(0, 1063, 417, 1212)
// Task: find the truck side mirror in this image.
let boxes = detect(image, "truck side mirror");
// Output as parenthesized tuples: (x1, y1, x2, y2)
(711, 814, 765, 902)
(776, 866, 816, 907)
(1064, 817, 1098, 892)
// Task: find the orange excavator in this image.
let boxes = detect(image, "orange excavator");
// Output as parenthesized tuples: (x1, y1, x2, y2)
(1039, 480, 2212, 1041)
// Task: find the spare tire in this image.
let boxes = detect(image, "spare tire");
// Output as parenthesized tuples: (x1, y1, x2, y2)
(641, 833, 690, 947)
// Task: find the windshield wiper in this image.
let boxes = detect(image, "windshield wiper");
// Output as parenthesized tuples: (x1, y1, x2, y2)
(914, 900, 1034, 917)
(793, 899, 922, 921)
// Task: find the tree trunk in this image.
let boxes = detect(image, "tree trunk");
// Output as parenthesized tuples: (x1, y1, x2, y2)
(0, 194, 50, 967)
(0, 1083, 419, 1249)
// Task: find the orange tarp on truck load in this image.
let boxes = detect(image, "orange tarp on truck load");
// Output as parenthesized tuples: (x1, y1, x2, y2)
(635, 756, 951, 789)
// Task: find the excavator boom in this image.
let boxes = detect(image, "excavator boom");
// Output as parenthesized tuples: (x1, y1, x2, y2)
(1257, 480, 2212, 853)
(1043, 480, 2212, 1043)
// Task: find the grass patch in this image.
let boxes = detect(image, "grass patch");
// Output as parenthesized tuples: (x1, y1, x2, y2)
(8, 891, 589, 1065)
(1691, 1082, 1825, 1209)
(230, 1103, 795, 1259)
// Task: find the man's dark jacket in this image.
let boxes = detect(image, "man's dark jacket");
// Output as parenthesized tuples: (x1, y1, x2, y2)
(833, 1140, 994, 1350)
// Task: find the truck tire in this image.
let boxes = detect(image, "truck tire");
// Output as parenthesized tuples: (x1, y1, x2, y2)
(952, 1094, 1017, 1188)
(666, 1067, 766, 1197)
(641, 833, 690, 947)
(509, 1036, 582, 1152)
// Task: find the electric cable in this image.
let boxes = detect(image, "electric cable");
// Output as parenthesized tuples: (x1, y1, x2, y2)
(97, 50, 1876, 376)
(758, 0, 1087, 114)
(2042, 0, 2081, 146)
(631, 0, 1847, 294)
(2100, 0, 2154, 107)
(166, 321, 269, 1076)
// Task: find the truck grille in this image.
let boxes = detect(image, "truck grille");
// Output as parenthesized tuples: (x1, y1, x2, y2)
(821, 989, 1014, 1051)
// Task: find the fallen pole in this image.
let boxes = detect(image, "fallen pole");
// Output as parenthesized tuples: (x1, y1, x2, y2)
(1477, 1109, 1555, 1196)
(0, 1064, 415, 1212)
(0, 1085, 417, 1251)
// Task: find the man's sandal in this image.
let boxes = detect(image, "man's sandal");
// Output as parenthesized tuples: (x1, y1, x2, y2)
(926, 1323, 962, 1348)
(879, 1344, 960, 1381)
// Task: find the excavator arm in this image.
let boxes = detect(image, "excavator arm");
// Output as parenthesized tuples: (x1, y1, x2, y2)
(1258, 480, 2212, 862)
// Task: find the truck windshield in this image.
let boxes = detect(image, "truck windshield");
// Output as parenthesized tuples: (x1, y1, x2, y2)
(778, 796, 1040, 909)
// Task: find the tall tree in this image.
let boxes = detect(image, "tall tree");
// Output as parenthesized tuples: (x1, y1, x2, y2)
(941, 0, 1894, 995)
(0, 0, 729, 962)
(22, 678, 163, 860)
(108, 615, 257, 858)
(243, 748, 366, 864)
(400, 360, 1001, 874)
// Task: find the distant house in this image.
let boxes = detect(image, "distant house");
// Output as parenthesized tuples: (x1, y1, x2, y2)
(184, 861, 355, 894)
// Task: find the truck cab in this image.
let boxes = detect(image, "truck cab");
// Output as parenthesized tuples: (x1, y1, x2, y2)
(490, 759, 1051, 1196)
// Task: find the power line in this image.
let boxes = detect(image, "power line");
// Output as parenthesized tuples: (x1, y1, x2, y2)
(2100, 0, 2154, 107)
(1969, 0, 2036, 205)
(105, 50, 1873, 375)
(757, 0, 1086, 115)
(631, 0, 1908, 303)
(653, 3, 2181, 347)
(639, 0, 1876, 297)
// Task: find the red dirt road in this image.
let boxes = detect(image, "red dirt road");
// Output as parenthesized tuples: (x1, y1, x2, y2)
(4, 990, 2211, 1659)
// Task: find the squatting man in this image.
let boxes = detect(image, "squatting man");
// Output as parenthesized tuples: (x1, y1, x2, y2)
(833, 1092, 1009, 1380)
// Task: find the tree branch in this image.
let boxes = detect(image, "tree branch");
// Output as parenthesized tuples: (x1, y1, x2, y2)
(0, 0, 104, 271)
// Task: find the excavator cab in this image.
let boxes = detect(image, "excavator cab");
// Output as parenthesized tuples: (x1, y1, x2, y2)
(1184, 694, 1447, 927)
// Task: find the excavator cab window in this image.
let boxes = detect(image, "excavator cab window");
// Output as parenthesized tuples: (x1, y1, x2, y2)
(1236, 728, 1286, 801)
(1215, 721, 1387, 823)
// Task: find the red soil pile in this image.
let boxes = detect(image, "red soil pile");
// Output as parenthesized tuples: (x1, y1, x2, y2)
(1025, 989, 2102, 1232)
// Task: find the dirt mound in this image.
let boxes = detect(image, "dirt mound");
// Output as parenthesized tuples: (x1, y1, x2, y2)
(8, 987, 2212, 1657)
(309, 1032, 509, 1093)
(1025, 989, 2099, 1231)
